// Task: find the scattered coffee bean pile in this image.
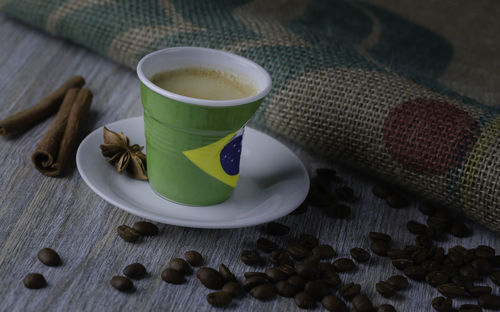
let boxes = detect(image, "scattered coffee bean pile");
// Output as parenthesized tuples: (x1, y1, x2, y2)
(22, 168, 499, 312)
(117, 221, 159, 243)
(108, 221, 159, 291)
(23, 247, 62, 289)
(112, 169, 499, 311)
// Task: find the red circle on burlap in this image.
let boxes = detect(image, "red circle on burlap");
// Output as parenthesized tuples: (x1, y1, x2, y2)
(383, 98, 480, 176)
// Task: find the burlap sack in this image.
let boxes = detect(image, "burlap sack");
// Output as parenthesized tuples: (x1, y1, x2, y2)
(1, 0, 498, 230)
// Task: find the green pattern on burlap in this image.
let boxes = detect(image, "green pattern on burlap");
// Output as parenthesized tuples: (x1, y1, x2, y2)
(0, 0, 498, 231)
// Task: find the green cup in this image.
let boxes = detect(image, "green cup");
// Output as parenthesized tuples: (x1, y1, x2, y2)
(137, 47, 272, 206)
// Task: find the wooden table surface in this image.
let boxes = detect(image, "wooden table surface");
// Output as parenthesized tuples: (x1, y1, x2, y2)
(0, 13, 498, 312)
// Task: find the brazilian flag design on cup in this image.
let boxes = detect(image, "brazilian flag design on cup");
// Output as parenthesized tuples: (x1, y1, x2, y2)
(137, 47, 271, 206)
(183, 129, 243, 188)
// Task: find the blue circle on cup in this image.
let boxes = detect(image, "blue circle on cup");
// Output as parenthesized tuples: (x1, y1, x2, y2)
(220, 135, 242, 175)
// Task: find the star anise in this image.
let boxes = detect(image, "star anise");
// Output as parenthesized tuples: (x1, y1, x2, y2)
(99, 127, 147, 180)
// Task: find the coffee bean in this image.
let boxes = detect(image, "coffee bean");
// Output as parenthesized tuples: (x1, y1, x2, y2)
(266, 222, 290, 236)
(449, 245, 468, 256)
(467, 285, 492, 298)
(449, 246, 468, 266)
(291, 201, 309, 215)
(206, 291, 232, 307)
(278, 264, 296, 276)
(110, 276, 134, 292)
(222, 282, 243, 298)
(132, 221, 158, 236)
(37, 248, 62, 267)
(197, 267, 224, 289)
(369, 232, 391, 242)
(474, 245, 495, 259)
(301, 255, 321, 265)
(407, 221, 427, 235)
(411, 248, 428, 265)
(459, 266, 479, 280)
(241, 250, 262, 265)
(266, 267, 288, 282)
(23, 273, 46, 289)
(305, 280, 330, 300)
(123, 263, 146, 279)
(427, 211, 452, 231)
(296, 262, 320, 280)
(437, 283, 465, 298)
(376, 281, 396, 298)
(244, 272, 267, 279)
(451, 275, 473, 289)
(434, 247, 446, 262)
(274, 281, 296, 297)
(386, 194, 407, 208)
(352, 294, 374, 312)
(339, 283, 361, 299)
(294, 291, 316, 309)
(333, 258, 356, 272)
(256, 237, 278, 253)
(371, 241, 390, 256)
(322, 295, 346, 312)
(490, 271, 500, 286)
(422, 260, 441, 272)
(312, 173, 332, 194)
(387, 275, 409, 290)
(184, 250, 203, 267)
(312, 245, 335, 259)
(404, 265, 426, 281)
(298, 234, 319, 249)
(450, 221, 471, 238)
(471, 259, 493, 275)
(169, 258, 191, 275)
(242, 276, 267, 291)
(426, 271, 449, 287)
(378, 304, 396, 312)
(432, 296, 453, 312)
(319, 262, 336, 274)
(250, 283, 273, 300)
(466, 248, 479, 260)
(415, 235, 433, 248)
(270, 250, 291, 266)
(350, 248, 370, 262)
(219, 264, 236, 282)
(161, 268, 185, 284)
(458, 304, 482, 312)
(478, 294, 500, 309)
(419, 202, 437, 216)
(288, 244, 311, 260)
(323, 271, 342, 288)
(387, 249, 411, 260)
(392, 258, 414, 270)
(308, 183, 335, 207)
(335, 186, 356, 202)
(426, 227, 445, 241)
(372, 183, 393, 199)
(288, 275, 306, 290)
(117, 225, 140, 243)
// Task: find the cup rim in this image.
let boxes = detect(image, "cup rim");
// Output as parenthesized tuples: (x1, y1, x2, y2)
(136, 47, 272, 107)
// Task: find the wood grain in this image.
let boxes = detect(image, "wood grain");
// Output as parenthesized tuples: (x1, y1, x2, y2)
(0, 14, 498, 312)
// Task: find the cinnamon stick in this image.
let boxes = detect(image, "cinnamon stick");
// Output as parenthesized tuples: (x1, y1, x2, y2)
(32, 88, 93, 176)
(32, 88, 79, 172)
(0, 76, 85, 136)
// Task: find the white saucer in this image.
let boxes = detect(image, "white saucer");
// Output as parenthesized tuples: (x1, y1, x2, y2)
(76, 117, 309, 229)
